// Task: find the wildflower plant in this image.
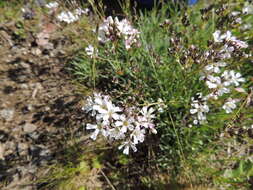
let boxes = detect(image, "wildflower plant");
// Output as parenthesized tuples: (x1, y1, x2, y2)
(83, 93, 159, 155)
(72, 0, 253, 189)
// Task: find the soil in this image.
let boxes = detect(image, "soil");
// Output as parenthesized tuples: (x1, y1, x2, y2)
(0, 17, 87, 189)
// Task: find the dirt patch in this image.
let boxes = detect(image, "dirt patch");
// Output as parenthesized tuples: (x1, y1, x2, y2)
(0, 17, 87, 189)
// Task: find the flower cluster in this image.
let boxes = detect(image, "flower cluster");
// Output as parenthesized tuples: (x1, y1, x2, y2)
(190, 93, 209, 125)
(213, 30, 248, 59)
(83, 93, 158, 155)
(56, 8, 89, 23)
(190, 31, 247, 126)
(57, 11, 79, 23)
(98, 16, 140, 50)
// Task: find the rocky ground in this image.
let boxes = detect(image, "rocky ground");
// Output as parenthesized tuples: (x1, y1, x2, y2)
(0, 17, 88, 189)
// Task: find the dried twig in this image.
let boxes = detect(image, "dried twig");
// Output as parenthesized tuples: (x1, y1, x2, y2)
(100, 169, 117, 190)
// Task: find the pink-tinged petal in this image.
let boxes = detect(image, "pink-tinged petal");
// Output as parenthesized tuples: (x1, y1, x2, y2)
(235, 88, 246, 93)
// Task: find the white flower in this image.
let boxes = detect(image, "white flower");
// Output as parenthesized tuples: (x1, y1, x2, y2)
(130, 126, 145, 144)
(190, 102, 209, 116)
(98, 18, 111, 43)
(157, 98, 167, 113)
(205, 75, 231, 97)
(206, 75, 221, 89)
(222, 31, 248, 49)
(97, 16, 140, 49)
(57, 11, 79, 23)
(137, 106, 157, 132)
(222, 98, 238, 113)
(235, 17, 242, 24)
(140, 106, 155, 121)
(243, 4, 253, 14)
(240, 24, 252, 30)
(213, 30, 225, 43)
(136, 116, 156, 133)
(190, 93, 209, 124)
(75, 8, 89, 16)
(204, 62, 227, 74)
(86, 121, 109, 140)
(85, 45, 97, 58)
(222, 70, 245, 86)
(118, 140, 137, 155)
(46, 2, 59, 9)
(115, 115, 134, 133)
(94, 99, 122, 121)
(213, 30, 248, 49)
(231, 39, 248, 49)
(219, 44, 234, 59)
(231, 11, 241, 16)
(82, 96, 97, 116)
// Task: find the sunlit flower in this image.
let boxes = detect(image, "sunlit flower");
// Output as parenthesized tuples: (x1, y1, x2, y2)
(95, 99, 122, 121)
(82, 96, 97, 116)
(97, 16, 140, 49)
(243, 4, 253, 14)
(130, 126, 145, 144)
(231, 11, 241, 16)
(190, 93, 209, 124)
(84, 93, 158, 154)
(222, 98, 238, 113)
(57, 11, 79, 23)
(206, 75, 221, 89)
(213, 30, 225, 43)
(231, 39, 248, 49)
(222, 70, 245, 86)
(75, 8, 89, 16)
(140, 106, 155, 121)
(219, 44, 234, 59)
(204, 62, 227, 74)
(115, 115, 134, 133)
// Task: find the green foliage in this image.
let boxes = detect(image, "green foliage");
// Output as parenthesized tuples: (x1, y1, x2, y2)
(72, 0, 253, 188)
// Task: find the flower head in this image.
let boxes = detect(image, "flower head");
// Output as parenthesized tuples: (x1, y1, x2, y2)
(115, 114, 134, 133)
(130, 126, 145, 144)
(222, 98, 238, 113)
(57, 11, 79, 23)
(222, 70, 245, 86)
